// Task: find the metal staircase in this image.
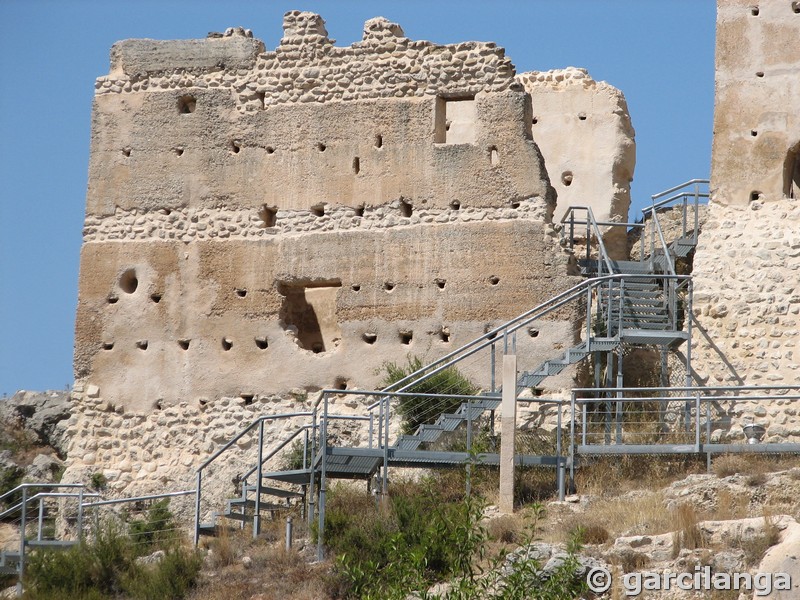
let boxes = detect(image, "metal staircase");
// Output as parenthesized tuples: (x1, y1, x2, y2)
(193, 181, 708, 555)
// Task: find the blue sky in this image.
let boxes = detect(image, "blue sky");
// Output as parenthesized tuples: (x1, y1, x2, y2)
(0, 1, 716, 395)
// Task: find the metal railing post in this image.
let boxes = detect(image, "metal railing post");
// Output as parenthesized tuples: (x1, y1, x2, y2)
(317, 394, 329, 561)
(695, 393, 701, 449)
(570, 392, 577, 489)
(569, 210, 575, 252)
(194, 471, 201, 546)
(17, 486, 27, 597)
(36, 497, 44, 542)
(285, 517, 293, 552)
(466, 398, 472, 497)
(253, 419, 265, 539)
(368, 414, 374, 449)
(705, 396, 712, 445)
(491, 342, 496, 393)
(77, 487, 84, 542)
(582, 401, 588, 447)
(686, 279, 694, 387)
(382, 395, 390, 498)
(308, 409, 317, 526)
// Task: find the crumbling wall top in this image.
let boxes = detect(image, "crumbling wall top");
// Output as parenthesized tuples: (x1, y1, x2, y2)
(99, 11, 517, 110)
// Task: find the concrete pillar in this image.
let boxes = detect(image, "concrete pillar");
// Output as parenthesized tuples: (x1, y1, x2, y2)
(499, 354, 517, 514)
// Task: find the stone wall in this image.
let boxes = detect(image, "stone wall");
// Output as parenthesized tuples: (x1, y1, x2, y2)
(690, 0, 800, 442)
(712, 0, 800, 206)
(516, 68, 635, 260)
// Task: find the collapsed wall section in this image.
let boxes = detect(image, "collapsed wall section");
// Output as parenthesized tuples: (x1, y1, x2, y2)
(691, 0, 800, 442)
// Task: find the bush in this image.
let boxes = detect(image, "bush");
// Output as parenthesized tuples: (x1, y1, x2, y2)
(323, 481, 588, 600)
(127, 499, 176, 552)
(380, 356, 479, 434)
(23, 521, 201, 600)
(122, 546, 203, 600)
(0, 465, 23, 508)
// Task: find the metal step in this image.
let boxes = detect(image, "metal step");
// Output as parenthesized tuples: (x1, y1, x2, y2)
(396, 435, 422, 451)
(1, 551, 20, 567)
(671, 238, 696, 257)
(26, 540, 77, 548)
(197, 523, 218, 537)
(579, 259, 656, 275)
(226, 499, 287, 511)
(262, 468, 312, 485)
(243, 485, 303, 500)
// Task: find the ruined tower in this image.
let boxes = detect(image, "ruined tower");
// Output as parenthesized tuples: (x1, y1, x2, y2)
(74, 12, 633, 413)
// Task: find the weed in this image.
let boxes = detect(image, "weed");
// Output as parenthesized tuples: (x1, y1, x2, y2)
(89, 472, 107, 492)
(671, 504, 706, 557)
(127, 499, 176, 552)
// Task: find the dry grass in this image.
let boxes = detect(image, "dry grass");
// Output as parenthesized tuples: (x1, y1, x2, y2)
(576, 455, 706, 495)
(190, 538, 336, 600)
(712, 453, 799, 479)
(554, 491, 671, 543)
(486, 514, 524, 544)
(671, 503, 707, 556)
(730, 511, 782, 567)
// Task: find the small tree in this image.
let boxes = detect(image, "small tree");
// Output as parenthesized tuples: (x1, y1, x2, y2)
(380, 356, 479, 434)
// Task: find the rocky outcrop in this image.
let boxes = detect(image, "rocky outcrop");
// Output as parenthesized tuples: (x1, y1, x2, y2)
(0, 390, 71, 458)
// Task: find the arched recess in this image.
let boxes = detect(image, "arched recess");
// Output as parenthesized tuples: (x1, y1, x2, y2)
(783, 141, 800, 199)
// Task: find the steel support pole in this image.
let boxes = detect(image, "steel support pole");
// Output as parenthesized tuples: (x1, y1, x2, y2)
(37, 498, 44, 542)
(253, 420, 264, 539)
(616, 346, 624, 444)
(285, 517, 293, 552)
(382, 396, 390, 499)
(308, 411, 317, 526)
(317, 395, 329, 561)
(77, 488, 84, 541)
(557, 408, 565, 501)
(686, 280, 693, 388)
(17, 487, 27, 597)
(194, 472, 201, 546)
(570, 392, 577, 490)
(466, 399, 472, 497)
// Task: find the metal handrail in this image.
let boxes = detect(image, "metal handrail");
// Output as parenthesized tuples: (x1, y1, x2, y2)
(651, 210, 677, 277)
(559, 205, 616, 274)
(369, 272, 689, 414)
(0, 482, 84, 504)
(644, 191, 710, 214)
(0, 490, 100, 520)
(194, 411, 315, 545)
(82, 490, 194, 509)
(650, 179, 710, 201)
(196, 411, 314, 472)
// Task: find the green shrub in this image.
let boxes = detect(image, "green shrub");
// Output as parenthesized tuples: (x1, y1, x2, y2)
(282, 438, 307, 470)
(122, 546, 203, 600)
(89, 472, 107, 492)
(127, 499, 175, 552)
(24, 523, 132, 599)
(325, 486, 589, 600)
(0, 465, 23, 508)
(23, 520, 201, 600)
(380, 356, 479, 434)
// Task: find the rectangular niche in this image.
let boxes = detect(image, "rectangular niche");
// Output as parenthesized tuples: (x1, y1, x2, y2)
(435, 96, 477, 145)
(277, 279, 342, 353)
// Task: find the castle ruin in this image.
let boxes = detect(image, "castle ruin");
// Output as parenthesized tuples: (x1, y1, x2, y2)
(74, 12, 633, 415)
